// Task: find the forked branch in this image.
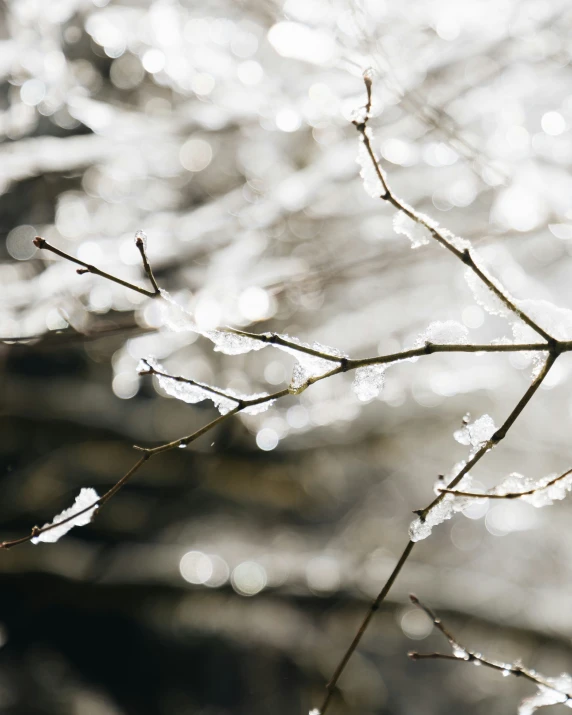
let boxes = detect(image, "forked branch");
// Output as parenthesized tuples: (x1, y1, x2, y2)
(409, 594, 572, 705)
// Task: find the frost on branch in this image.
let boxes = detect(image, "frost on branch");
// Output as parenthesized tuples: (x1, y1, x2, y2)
(393, 210, 431, 248)
(31, 488, 99, 544)
(519, 672, 572, 714)
(356, 131, 386, 198)
(273, 336, 345, 392)
(417, 320, 469, 346)
(159, 290, 267, 355)
(409, 468, 473, 542)
(454, 414, 496, 454)
(353, 364, 385, 401)
(141, 358, 274, 415)
(465, 265, 512, 318)
(514, 299, 572, 341)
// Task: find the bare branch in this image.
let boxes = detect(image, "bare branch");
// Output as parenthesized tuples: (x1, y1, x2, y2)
(317, 354, 557, 714)
(439, 466, 572, 500)
(135, 233, 160, 295)
(33, 236, 159, 299)
(409, 594, 572, 701)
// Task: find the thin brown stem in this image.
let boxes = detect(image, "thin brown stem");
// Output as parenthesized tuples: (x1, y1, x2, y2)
(354, 74, 555, 345)
(140, 359, 250, 404)
(135, 235, 160, 295)
(440, 466, 572, 500)
(419, 352, 556, 519)
(33, 236, 159, 298)
(0, 378, 306, 547)
(409, 595, 572, 701)
(318, 539, 415, 714)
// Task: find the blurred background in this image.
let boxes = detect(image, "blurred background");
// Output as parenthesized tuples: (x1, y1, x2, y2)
(2, 0, 572, 713)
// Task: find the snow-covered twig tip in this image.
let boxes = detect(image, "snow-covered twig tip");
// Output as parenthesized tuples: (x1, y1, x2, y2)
(31, 488, 99, 544)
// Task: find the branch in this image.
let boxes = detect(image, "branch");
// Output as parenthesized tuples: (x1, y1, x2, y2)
(439, 466, 572, 500)
(408, 594, 572, 702)
(33, 236, 159, 299)
(316, 353, 557, 714)
(0, 369, 337, 547)
(418, 352, 557, 520)
(134, 232, 160, 295)
(139, 358, 253, 405)
(353, 74, 555, 346)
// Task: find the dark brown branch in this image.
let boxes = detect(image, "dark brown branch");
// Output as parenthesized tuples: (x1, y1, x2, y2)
(135, 234, 160, 295)
(33, 236, 159, 299)
(440, 466, 572, 500)
(0, 373, 315, 547)
(317, 353, 557, 714)
(419, 352, 556, 520)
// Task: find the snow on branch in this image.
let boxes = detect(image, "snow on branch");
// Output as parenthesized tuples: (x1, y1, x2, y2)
(138, 358, 276, 415)
(408, 595, 572, 714)
(31, 488, 100, 544)
(439, 467, 572, 506)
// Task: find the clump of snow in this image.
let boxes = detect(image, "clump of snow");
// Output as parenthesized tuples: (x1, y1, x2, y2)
(273, 336, 345, 392)
(393, 210, 431, 248)
(519, 672, 572, 714)
(204, 329, 269, 356)
(353, 364, 385, 401)
(32, 488, 99, 544)
(491, 471, 572, 508)
(409, 468, 473, 542)
(416, 320, 469, 346)
(516, 299, 572, 341)
(452, 644, 470, 660)
(454, 414, 496, 452)
(141, 358, 274, 415)
(159, 290, 267, 355)
(465, 266, 512, 318)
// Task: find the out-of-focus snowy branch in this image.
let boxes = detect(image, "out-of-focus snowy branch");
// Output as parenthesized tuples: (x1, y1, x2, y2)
(409, 595, 572, 715)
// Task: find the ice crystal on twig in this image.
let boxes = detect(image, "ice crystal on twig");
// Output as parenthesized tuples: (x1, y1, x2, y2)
(454, 414, 496, 452)
(32, 488, 99, 544)
(140, 358, 274, 415)
(465, 266, 512, 318)
(519, 673, 572, 714)
(393, 210, 431, 248)
(274, 336, 345, 391)
(409, 469, 473, 542)
(204, 329, 269, 356)
(353, 364, 385, 401)
(417, 320, 469, 346)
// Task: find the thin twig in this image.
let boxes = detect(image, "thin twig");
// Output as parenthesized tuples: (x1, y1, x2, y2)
(33, 236, 159, 299)
(408, 594, 572, 702)
(353, 76, 555, 346)
(139, 359, 251, 404)
(135, 235, 160, 295)
(0, 373, 327, 547)
(418, 353, 556, 520)
(439, 466, 572, 500)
